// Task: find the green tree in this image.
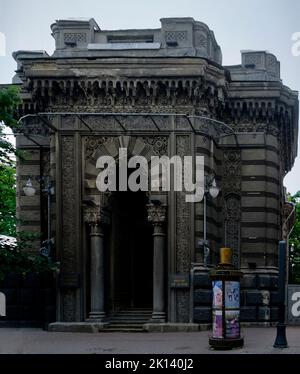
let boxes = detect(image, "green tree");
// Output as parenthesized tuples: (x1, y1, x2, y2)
(0, 86, 21, 236)
(0, 164, 16, 235)
(289, 191, 300, 284)
(0, 86, 20, 166)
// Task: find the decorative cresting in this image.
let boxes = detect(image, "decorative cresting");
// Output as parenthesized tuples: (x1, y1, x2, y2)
(20, 77, 225, 116)
(223, 150, 241, 268)
(84, 203, 109, 321)
(147, 203, 167, 322)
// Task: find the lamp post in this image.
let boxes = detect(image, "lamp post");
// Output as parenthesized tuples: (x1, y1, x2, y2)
(23, 177, 54, 257)
(199, 175, 220, 267)
(273, 240, 288, 348)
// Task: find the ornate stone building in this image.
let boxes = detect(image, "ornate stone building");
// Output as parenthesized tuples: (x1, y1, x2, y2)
(13, 17, 298, 329)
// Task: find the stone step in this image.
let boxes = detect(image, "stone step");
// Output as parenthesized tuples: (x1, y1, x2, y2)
(111, 310, 152, 314)
(108, 318, 150, 325)
(103, 327, 144, 332)
(109, 314, 151, 319)
(104, 310, 152, 331)
(106, 323, 145, 328)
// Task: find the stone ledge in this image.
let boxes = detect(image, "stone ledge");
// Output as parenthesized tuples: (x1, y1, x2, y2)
(143, 323, 209, 332)
(240, 322, 276, 328)
(47, 322, 107, 333)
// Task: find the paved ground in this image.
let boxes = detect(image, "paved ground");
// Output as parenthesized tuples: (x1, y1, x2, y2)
(0, 327, 299, 354)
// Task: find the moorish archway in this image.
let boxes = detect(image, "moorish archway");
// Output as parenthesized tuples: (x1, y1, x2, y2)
(83, 135, 168, 322)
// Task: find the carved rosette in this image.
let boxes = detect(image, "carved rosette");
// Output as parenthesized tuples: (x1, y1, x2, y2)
(147, 204, 167, 226)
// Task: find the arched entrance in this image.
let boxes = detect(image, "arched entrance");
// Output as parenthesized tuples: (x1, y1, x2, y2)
(84, 135, 168, 322)
(109, 190, 153, 311)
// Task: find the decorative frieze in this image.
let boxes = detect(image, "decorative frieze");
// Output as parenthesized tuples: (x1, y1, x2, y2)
(21, 77, 225, 116)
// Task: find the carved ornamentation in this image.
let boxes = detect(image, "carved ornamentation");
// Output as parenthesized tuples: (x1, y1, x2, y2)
(84, 136, 113, 159)
(142, 136, 168, 156)
(61, 136, 76, 272)
(223, 150, 241, 268)
(15, 116, 51, 137)
(223, 150, 241, 195)
(176, 135, 191, 274)
(165, 30, 187, 42)
(84, 206, 102, 225)
(224, 194, 241, 268)
(84, 201, 111, 227)
(175, 135, 191, 322)
(61, 136, 77, 321)
(23, 77, 225, 118)
(147, 204, 167, 225)
(244, 53, 263, 67)
(64, 32, 87, 45)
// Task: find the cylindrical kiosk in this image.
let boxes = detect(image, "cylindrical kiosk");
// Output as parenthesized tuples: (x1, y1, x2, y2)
(209, 247, 244, 349)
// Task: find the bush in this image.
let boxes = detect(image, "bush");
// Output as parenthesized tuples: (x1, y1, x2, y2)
(0, 232, 59, 281)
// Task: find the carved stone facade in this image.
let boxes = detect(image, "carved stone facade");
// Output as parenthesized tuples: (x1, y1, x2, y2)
(223, 150, 241, 268)
(13, 17, 298, 326)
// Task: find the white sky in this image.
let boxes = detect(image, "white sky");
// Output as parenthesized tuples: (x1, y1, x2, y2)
(0, 0, 299, 193)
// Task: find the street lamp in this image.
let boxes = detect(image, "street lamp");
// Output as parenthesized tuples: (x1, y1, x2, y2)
(23, 177, 54, 257)
(199, 174, 220, 267)
(23, 178, 36, 197)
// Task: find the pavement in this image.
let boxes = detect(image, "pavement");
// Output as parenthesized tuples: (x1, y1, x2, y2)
(0, 326, 299, 354)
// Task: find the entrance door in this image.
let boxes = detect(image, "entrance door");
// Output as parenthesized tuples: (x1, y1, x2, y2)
(109, 191, 153, 310)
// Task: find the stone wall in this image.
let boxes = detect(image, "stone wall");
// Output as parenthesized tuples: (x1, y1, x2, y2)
(193, 270, 279, 324)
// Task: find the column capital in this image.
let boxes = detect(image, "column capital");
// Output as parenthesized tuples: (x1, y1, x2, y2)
(147, 203, 167, 225)
(84, 205, 110, 226)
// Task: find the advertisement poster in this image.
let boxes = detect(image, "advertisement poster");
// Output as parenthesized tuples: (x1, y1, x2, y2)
(225, 310, 240, 338)
(212, 310, 223, 339)
(225, 281, 240, 308)
(212, 280, 223, 309)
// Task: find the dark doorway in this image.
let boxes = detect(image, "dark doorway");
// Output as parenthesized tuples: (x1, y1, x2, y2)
(109, 191, 153, 310)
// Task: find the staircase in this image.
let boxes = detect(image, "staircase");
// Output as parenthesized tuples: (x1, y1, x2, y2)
(103, 309, 152, 332)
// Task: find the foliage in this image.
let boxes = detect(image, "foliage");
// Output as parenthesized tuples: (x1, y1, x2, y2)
(0, 86, 21, 236)
(288, 191, 300, 284)
(0, 86, 21, 166)
(0, 164, 16, 236)
(0, 232, 59, 281)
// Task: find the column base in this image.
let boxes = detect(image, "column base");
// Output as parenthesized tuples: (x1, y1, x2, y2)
(87, 311, 106, 322)
(150, 311, 166, 323)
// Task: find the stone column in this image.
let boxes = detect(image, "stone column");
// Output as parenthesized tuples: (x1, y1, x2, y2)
(84, 206, 106, 321)
(147, 203, 167, 322)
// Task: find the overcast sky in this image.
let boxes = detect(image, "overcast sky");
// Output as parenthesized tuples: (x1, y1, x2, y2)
(0, 0, 299, 193)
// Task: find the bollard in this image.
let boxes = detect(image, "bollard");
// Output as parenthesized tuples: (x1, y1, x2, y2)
(209, 247, 244, 349)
